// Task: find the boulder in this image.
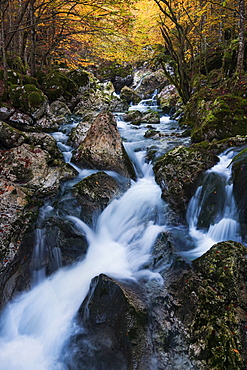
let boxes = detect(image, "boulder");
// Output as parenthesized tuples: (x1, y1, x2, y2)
(72, 171, 121, 224)
(157, 85, 180, 114)
(9, 84, 48, 120)
(120, 86, 141, 104)
(168, 241, 247, 369)
(70, 274, 150, 370)
(232, 147, 247, 237)
(134, 69, 168, 99)
(123, 110, 143, 125)
(41, 70, 79, 102)
(49, 100, 71, 116)
(0, 143, 75, 192)
(0, 106, 15, 121)
(182, 93, 247, 143)
(153, 145, 219, 217)
(0, 120, 27, 149)
(68, 120, 91, 148)
(72, 111, 135, 178)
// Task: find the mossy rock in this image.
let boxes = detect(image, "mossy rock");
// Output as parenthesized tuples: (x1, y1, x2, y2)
(9, 84, 46, 110)
(0, 70, 23, 85)
(7, 56, 26, 74)
(67, 69, 89, 87)
(153, 145, 219, 217)
(187, 94, 247, 142)
(232, 147, 247, 234)
(41, 70, 79, 101)
(191, 242, 247, 369)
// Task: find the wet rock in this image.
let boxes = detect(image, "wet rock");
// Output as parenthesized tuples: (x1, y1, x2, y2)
(0, 121, 27, 149)
(72, 171, 121, 224)
(26, 132, 63, 160)
(134, 69, 168, 99)
(112, 74, 134, 93)
(120, 86, 141, 105)
(73, 274, 151, 370)
(157, 85, 180, 114)
(8, 111, 34, 128)
(153, 145, 219, 217)
(169, 241, 247, 370)
(142, 110, 160, 124)
(68, 120, 91, 148)
(182, 93, 247, 143)
(232, 147, 247, 238)
(72, 111, 135, 178)
(123, 110, 143, 125)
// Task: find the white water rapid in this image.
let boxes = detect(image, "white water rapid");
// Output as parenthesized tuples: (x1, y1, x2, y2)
(0, 106, 175, 369)
(185, 149, 242, 259)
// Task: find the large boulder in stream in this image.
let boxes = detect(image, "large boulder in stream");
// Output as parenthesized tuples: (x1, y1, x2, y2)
(72, 111, 135, 178)
(153, 145, 219, 218)
(72, 171, 122, 224)
(69, 274, 151, 370)
(167, 241, 247, 370)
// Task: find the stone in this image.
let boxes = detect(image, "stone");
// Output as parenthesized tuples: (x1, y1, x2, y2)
(49, 101, 71, 116)
(72, 111, 135, 178)
(120, 86, 141, 104)
(68, 120, 91, 148)
(153, 145, 219, 218)
(72, 171, 121, 224)
(0, 121, 27, 149)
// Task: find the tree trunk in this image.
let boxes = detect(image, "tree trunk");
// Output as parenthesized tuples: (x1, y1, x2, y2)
(0, 1, 8, 96)
(30, 1, 36, 76)
(236, 0, 245, 75)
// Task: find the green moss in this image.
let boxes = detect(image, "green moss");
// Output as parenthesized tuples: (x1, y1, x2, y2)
(41, 70, 79, 101)
(9, 84, 46, 112)
(68, 69, 89, 87)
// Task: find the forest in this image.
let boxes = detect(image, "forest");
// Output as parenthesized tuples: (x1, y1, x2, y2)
(0, 0, 246, 99)
(0, 1, 247, 369)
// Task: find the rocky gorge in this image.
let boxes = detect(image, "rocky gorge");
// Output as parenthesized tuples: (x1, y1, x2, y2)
(0, 65, 247, 370)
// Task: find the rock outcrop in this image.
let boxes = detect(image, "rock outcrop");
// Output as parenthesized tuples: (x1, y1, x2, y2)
(153, 145, 219, 218)
(72, 111, 135, 178)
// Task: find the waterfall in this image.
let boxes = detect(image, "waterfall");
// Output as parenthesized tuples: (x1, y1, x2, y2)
(0, 146, 165, 369)
(185, 149, 242, 259)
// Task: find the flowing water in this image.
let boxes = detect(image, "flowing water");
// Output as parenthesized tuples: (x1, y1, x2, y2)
(0, 96, 244, 368)
(182, 149, 242, 259)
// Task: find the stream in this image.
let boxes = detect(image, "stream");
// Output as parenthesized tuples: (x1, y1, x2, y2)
(0, 96, 244, 369)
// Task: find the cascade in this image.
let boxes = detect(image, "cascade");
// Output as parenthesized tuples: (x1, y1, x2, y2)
(184, 149, 242, 259)
(0, 103, 188, 369)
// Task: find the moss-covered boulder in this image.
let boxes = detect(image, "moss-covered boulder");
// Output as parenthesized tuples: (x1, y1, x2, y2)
(67, 68, 90, 88)
(120, 86, 141, 105)
(168, 241, 247, 370)
(41, 70, 79, 102)
(72, 111, 135, 178)
(0, 121, 27, 149)
(153, 145, 219, 217)
(182, 93, 247, 143)
(123, 110, 143, 125)
(9, 84, 48, 119)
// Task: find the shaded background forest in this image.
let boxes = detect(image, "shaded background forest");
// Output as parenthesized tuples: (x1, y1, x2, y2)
(0, 0, 246, 104)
